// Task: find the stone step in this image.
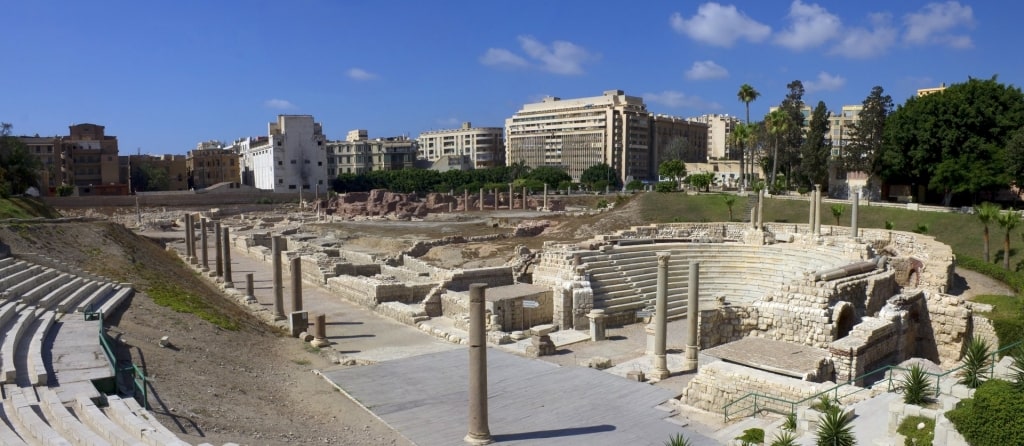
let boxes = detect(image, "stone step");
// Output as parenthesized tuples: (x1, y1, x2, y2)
(74, 395, 145, 446)
(36, 277, 85, 312)
(57, 281, 101, 314)
(21, 273, 75, 306)
(2, 307, 40, 383)
(37, 387, 111, 446)
(6, 385, 73, 446)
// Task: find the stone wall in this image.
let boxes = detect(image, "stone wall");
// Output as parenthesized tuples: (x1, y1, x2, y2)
(446, 266, 513, 292)
(830, 317, 899, 384)
(400, 256, 448, 280)
(484, 290, 554, 332)
(324, 275, 437, 307)
(682, 361, 825, 414)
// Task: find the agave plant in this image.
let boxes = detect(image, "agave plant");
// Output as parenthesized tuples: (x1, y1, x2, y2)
(771, 430, 798, 446)
(664, 433, 693, 446)
(901, 364, 933, 405)
(1011, 346, 1024, 391)
(783, 412, 797, 432)
(959, 336, 992, 389)
(815, 406, 856, 446)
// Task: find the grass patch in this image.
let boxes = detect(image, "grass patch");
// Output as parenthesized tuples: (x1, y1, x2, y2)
(0, 197, 61, 219)
(897, 415, 934, 446)
(304, 344, 321, 354)
(145, 281, 240, 331)
(291, 358, 311, 366)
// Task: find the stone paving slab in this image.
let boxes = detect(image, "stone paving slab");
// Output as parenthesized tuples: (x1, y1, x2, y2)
(322, 348, 717, 446)
(48, 317, 108, 402)
(702, 337, 829, 378)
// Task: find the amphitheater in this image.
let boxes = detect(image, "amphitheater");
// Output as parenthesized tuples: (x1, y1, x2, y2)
(0, 192, 1007, 445)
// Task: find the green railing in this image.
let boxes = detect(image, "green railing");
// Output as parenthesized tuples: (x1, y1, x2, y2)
(722, 340, 1022, 422)
(87, 311, 149, 409)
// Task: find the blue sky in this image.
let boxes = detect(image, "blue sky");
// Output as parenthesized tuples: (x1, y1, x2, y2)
(1, 1, 1016, 155)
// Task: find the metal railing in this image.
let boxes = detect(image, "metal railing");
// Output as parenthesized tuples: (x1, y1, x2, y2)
(722, 340, 1021, 422)
(87, 311, 149, 409)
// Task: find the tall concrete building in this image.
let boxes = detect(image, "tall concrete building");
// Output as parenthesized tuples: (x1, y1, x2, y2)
(17, 123, 125, 195)
(505, 90, 651, 184)
(17, 136, 62, 194)
(685, 114, 740, 160)
(187, 140, 241, 189)
(417, 122, 504, 169)
(238, 115, 328, 193)
(827, 105, 862, 157)
(326, 130, 418, 176)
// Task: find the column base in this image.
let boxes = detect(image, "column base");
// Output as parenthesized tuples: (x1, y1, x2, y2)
(464, 433, 493, 445)
(224, 281, 235, 288)
(684, 345, 699, 371)
(651, 354, 670, 380)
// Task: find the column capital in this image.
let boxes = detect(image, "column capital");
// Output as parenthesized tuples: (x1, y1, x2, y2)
(656, 251, 671, 266)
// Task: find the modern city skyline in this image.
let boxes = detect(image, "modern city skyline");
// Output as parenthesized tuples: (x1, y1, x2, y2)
(2, 1, 1014, 157)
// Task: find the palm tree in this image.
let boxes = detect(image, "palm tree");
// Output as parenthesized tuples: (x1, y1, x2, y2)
(737, 84, 760, 188)
(997, 211, 1020, 270)
(724, 195, 737, 221)
(730, 123, 753, 188)
(765, 109, 790, 191)
(508, 160, 531, 180)
(976, 202, 1001, 263)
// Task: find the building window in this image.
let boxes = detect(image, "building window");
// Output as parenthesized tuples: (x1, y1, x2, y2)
(291, 160, 296, 164)
(288, 185, 296, 189)
(277, 161, 283, 166)
(278, 178, 284, 184)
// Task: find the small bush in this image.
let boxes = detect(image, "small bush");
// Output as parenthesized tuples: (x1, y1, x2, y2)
(901, 364, 934, 405)
(960, 336, 992, 389)
(897, 415, 934, 446)
(655, 181, 676, 193)
(947, 379, 1024, 446)
(596, 199, 609, 209)
(736, 427, 764, 445)
(913, 223, 929, 234)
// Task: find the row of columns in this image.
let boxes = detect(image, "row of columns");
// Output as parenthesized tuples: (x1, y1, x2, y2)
(650, 253, 701, 380)
(452, 186, 550, 212)
(805, 185, 861, 238)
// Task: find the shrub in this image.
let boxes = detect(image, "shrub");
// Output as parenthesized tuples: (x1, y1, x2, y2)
(1011, 346, 1024, 391)
(736, 427, 764, 445)
(959, 336, 992, 389)
(912, 223, 929, 234)
(783, 412, 797, 432)
(901, 364, 933, 405)
(810, 395, 839, 413)
(897, 415, 934, 446)
(596, 199, 609, 209)
(664, 433, 693, 446)
(655, 181, 676, 193)
(947, 379, 1024, 445)
(815, 406, 855, 446)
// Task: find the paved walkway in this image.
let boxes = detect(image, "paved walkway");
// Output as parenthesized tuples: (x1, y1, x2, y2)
(164, 227, 719, 445)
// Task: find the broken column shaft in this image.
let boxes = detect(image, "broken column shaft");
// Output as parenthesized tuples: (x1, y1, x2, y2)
(465, 283, 493, 445)
(685, 261, 700, 371)
(214, 221, 223, 277)
(291, 256, 303, 312)
(272, 235, 285, 320)
(200, 217, 209, 271)
(651, 251, 671, 380)
(222, 227, 233, 288)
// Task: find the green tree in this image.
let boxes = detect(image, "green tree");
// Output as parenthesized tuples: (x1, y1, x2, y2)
(685, 172, 715, 192)
(580, 163, 621, 190)
(765, 109, 791, 192)
(0, 123, 42, 197)
(131, 162, 171, 192)
(658, 160, 688, 189)
(842, 86, 893, 174)
(998, 211, 1020, 270)
(724, 195, 736, 221)
(877, 76, 1024, 205)
(976, 202, 1001, 263)
(730, 123, 755, 188)
(625, 179, 644, 192)
(1006, 128, 1024, 188)
(799, 101, 831, 189)
(507, 159, 531, 180)
(738, 84, 761, 187)
(524, 165, 571, 187)
(947, 379, 1024, 446)
(830, 204, 845, 226)
(778, 80, 806, 190)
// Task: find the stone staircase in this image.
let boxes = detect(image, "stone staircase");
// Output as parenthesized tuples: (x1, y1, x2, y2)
(0, 254, 227, 445)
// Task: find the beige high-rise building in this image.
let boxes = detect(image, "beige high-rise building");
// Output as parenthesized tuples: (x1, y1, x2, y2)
(17, 123, 126, 195)
(685, 114, 740, 160)
(917, 83, 947, 97)
(827, 105, 862, 157)
(649, 115, 708, 168)
(417, 122, 504, 169)
(187, 140, 241, 189)
(505, 90, 650, 184)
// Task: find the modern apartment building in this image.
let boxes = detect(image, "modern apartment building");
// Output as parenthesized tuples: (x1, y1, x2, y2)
(505, 90, 651, 184)
(417, 122, 504, 169)
(237, 115, 328, 193)
(649, 114, 709, 169)
(326, 130, 418, 176)
(827, 105, 863, 157)
(17, 123, 125, 195)
(187, 140, 241, 189)
(685, 114, 740, 160)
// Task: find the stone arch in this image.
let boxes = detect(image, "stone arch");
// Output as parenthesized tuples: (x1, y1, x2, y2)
(833, 301, 856, 340)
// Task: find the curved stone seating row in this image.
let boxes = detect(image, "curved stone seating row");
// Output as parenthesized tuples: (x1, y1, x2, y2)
(0, 256, 197, 446)
(582, 243, 855, 321)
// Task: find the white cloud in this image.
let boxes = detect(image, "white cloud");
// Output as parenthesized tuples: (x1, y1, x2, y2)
(264, 99, 296, 110)
(479, 36, 598, 75)
(903, 1, 975, 48)
(517, 36, 598, 75)
(479, 48, 529, 69)
(829, 12, 897, 59)
(773, 0, 841, 50)
(669, 3, 771, 47)
(347, 68, 378, 81)
(804, 72, 847, 93)
(643, 90, 721, 110)
(685, 60, 729, 80)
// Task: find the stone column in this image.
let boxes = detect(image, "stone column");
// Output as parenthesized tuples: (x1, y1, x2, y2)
(756, 189, 764, 230)
(311, 314, 329, 347)
(479, 188, 484, 211)
(492, 189, 498, 210)
(183, 214, 193, 263)
(464, 190, 469, 211)
(813, 185, 822, 236)
(851, 188, 860, 238)
(465, 283, 492, 445)
(587, 309, 607, 341)
(214, 221, 223, 278)
(508, 183, 513, 210)
(522, 186, 527, 209)
(190, 213, 197, 263)
(291, 256, 303, 312)
(244, 273, 256, 303)
(685, 261, 700, 371)
(272, 235, 285, 320)
(543, 183, 548, 210)
(808, 191, 816, 230)
(222, 227, 234, 288)
(200, 218, 209, 272)
(651, 252, 671, 380)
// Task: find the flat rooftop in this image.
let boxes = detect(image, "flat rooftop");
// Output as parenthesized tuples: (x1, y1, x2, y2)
(702, 337, 830, 379)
